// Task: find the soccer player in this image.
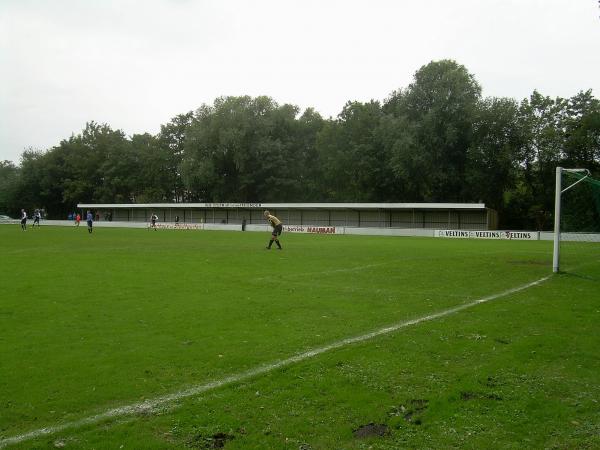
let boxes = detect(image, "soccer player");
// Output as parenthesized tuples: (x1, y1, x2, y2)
(263, 210, 283, 250)
(20, 209, 27, 231)
(32, 210, 41, 227)
(150, 213, 158, 230)
(75, 213, 81, 226)
(86, 210, 94, 233)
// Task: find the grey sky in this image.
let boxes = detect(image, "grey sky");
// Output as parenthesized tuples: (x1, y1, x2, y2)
(1, 0, 599, 164)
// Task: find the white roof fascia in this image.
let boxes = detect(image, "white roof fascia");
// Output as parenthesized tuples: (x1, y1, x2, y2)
(78, 202, 487, 210)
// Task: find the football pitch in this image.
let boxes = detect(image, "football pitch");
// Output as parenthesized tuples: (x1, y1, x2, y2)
(1, 226, 599, 449)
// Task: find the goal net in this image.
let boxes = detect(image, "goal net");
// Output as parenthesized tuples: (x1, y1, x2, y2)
(553, 167, 600, 273)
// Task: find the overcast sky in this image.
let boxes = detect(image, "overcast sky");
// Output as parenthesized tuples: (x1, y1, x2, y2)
(1, 0, 599, 164)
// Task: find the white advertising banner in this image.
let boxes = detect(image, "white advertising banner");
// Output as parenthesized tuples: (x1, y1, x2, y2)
(155, 223, 204, 230)
(204, 202, 262, 208)
(283, 225, 340, 234)
(435, 230, 539, 240)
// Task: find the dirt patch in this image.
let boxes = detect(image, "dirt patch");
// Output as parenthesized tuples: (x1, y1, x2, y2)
(408, 399, 428, 409)
(461, 391, 503, 401)
(483, 375, 505, 388)
(460, 391, 477, 400)
(186, 432, 234, 449)
(353, 423, 390, 438)
(405, 399, 428, 424)
(388, 399, 429, 425)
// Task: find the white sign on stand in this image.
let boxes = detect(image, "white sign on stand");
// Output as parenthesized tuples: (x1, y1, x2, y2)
(435, 230, 539, 240)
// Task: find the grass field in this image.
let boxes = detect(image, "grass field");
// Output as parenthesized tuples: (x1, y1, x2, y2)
(1, 225, 599, 449)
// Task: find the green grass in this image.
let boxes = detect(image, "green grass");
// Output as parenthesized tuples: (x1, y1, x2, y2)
(0, 225, 599, 449)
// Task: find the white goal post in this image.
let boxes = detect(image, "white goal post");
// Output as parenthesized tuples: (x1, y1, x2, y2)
(552, 167, 591, 273)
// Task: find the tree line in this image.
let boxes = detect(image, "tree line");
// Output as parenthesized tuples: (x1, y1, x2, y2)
(1, 60, 599, 229)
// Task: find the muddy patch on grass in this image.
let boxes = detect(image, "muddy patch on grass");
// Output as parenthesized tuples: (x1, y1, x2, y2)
(460, 391, 477, 400)
(388, 399, 429, 425)
(353, 423, 390, 438)
(403, 399, 428, 424)
(482, 375, 506, 388)
(186, 432, 234, 449)
(461, 391, 503, 401)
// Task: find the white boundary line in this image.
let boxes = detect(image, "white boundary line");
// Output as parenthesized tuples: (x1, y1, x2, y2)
(0, 275, 551, 448)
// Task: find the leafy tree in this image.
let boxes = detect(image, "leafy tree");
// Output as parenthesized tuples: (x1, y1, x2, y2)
(58, 122, 132, 205)
(130, 133, 170, 202)
(465, 97, 523, 212)
(17, 149, 62, 216)
(514, 91, 566, 229)
(562, 90, 600, 170)
(182, 96, 317, 202)
(292, 107, 325, 200)
(9, 122, 133, 217)
(0, 160, 20, 216)
(317, 101, 390, 201)
(384, 60, 481, 201)
(377, 105, 420, 200)
(157, 112, 194, 202)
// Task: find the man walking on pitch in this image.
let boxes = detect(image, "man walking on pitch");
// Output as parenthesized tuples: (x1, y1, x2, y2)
(264, 210, 283, 250)
(20, 209, 27, 231)
(32, 210, 41, 227)
(86, 210, 94, 234)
